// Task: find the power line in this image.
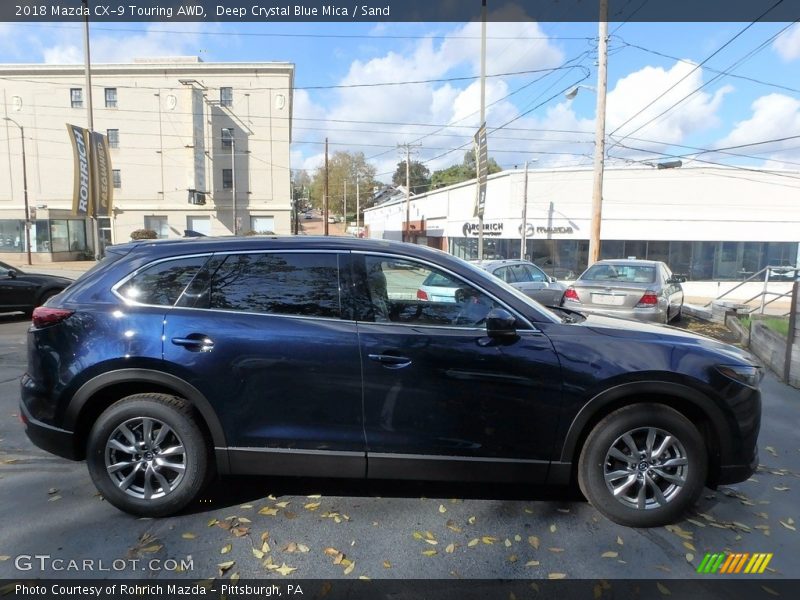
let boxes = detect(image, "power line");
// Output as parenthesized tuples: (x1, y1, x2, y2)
(606, 0, 786, 143)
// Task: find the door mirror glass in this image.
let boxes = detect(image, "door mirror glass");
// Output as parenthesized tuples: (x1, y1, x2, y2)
(486, 308, 518, 338)
(549, 276, 558, 283)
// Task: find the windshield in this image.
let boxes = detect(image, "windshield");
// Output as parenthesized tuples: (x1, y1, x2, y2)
(581, 264, 656, 284)
(458, 259, 563, 324)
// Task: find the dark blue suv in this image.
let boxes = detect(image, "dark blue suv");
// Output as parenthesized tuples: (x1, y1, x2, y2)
(20, 236, 761, 527)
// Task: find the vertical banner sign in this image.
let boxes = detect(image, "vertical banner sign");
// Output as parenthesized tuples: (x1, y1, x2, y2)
(473, 123, 488, 218)
(90, 130, 114, 217)
(67, 124, 92, 217)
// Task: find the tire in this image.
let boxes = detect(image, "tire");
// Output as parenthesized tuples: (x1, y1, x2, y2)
(87, 393, 211, 517)
(577, 403, 707, 527)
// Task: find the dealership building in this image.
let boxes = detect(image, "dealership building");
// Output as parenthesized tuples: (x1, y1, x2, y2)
(0, 57, 293, 262)
(363, 166, 800, 280)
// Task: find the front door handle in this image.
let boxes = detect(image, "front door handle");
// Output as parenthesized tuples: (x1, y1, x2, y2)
(368, 353, 412, 369)
(171, 334, 214, 352)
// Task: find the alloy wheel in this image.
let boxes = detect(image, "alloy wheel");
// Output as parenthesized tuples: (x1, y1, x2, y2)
(104, 417, 186, 499)
(603, 426, 688, 510)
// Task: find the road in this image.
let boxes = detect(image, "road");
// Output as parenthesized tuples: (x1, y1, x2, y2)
(0, 315, 798, 581)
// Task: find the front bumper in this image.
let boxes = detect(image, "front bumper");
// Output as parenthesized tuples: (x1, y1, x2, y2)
(716, 447, 759, 486)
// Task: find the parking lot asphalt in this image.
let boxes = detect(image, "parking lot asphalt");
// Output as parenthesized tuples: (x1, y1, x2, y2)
(0, 314, 798, 582)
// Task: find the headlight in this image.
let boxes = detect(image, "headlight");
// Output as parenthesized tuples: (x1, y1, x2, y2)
(717, 365, 764, 387)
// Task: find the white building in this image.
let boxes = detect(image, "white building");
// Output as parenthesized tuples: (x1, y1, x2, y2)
(364, 166, 800, 281)
(1, 57, 294, 262)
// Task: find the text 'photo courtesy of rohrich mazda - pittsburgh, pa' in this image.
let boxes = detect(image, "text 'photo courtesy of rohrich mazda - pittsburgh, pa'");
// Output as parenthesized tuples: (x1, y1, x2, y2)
(2, 0, 800, 598)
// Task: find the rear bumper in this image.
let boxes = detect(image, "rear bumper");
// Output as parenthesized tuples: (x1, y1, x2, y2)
(564, 303, 666, 323)
(20, 376, 78, 460)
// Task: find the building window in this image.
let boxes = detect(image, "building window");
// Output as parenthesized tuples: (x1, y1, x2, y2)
(107, 129, 119, 149)
(221, 128, 234, 149)
(187, 216, 211, 236)
(250, 216, 275, 234)
(70, 88, 83, 108)
(112, 169, 121, 188)
(104, 87, 117, 108)
(144, 216, 169, 239)
(222, 169, 233, 189)
(220, 87, 233, 107)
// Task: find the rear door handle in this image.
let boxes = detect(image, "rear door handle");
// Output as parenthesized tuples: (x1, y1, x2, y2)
(171, 335, 215, 352)
(368, 353, 412, 369)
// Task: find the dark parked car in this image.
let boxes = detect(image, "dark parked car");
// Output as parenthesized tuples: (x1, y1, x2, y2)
(21, 237, 761, 527)
(0, 261, 72, 316)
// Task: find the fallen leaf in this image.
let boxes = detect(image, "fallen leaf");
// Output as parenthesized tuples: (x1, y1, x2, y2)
(548, 573, 566, 579)
(48, 495, 62, 502)
(324, 547, 340, 557)
(524, 508, 534, 514)
(343, 561, 355, 575)
(307, 494, 321, 499)
(239, 503, 254, 509)
(774, 486, 790, 492)
(548, 547, 565, 553)
(217, 561, 235, 575)
(412, 531, 424, 540)
(445, 543, 456, 554)
(468, 516, 476, 525)
(514, 534, 522, 542)
(258, 507, 279, 516)
(525, 560, 540, 567)
(207, 518, 218, 527)
(383, 560, 391, 568)
(275, 501, 290, 508)
(761, 586, 779, 597)
(508, 554, 518, 563)
(765, 446, 778, 457)
(276, 563, 297, 576)
(657, 582, 671, 596)
(683, 542, 696, 552)
(549, 524, 557, 533)
(446, 520, 462, 533)
(504, 539, 512, 547)
(304, 502, 321, 511)
(261, 531, 270, 542)
(467, 538, 479, 547)
(0, 556, 10, 561)
(358, 576, 370, 580)
(267, 494, 277, 500)
(421, 549, 437, 556)
(221, 544, 232, 554)
(424, 539, 438, 546)
(231, 527, 249, 537)
(252, 547, 265, 559)
(48, 488, 58, 495)
(230, 572, 240, 582)
(237, 517, 252, 524)
(616, 536, 624, 546)
(181, 533, 196, 540)
(601, 551, 618, 558)
(686, 518, 706, 528)
(481, 536, 498, 545)
(140, 545, 162, 553)
(685, 553, 694, 563)
(528, 536, 540, 550)
(780, 520, 796, 531)
(283, 511, 297, 519)
(439, 504, 447, 513)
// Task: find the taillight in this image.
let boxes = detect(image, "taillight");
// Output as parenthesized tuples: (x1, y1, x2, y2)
(416, 289, 429, 301)
(31, 307, 74, 328)
(636, 291, 659, 307)
(564, 287, 580, 302)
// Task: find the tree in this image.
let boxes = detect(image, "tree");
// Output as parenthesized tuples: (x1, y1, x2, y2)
(308, 151, 378, 219)
(391, 160, 431, 194)
(430, 151, 502, 189)
(291, 169, 312, 209)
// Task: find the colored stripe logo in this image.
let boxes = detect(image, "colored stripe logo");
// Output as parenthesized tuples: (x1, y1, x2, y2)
(697, 552, 773, 574)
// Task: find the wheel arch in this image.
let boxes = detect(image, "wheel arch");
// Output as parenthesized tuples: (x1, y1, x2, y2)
(65, 369, 227, 464)
(557, 381, 730, 485)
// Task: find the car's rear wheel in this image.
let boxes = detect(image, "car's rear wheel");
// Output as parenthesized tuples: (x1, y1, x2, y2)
(578, 403, 707, 527)
(87, 394, 210, 517)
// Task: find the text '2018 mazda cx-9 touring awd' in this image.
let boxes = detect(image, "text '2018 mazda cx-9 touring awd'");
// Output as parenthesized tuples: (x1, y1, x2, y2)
(20, 236, 761, 527)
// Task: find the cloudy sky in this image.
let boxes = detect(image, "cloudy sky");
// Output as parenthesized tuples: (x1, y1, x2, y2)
(1, 15, 799, 181)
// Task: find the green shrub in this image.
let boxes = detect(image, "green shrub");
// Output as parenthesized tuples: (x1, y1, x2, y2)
(130, 229, 158, 240)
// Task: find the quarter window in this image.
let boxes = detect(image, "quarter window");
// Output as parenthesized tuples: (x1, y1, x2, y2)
(116, 256, 209, 306)
(183, 253, 341, 318)
(360, 256, 499, 327)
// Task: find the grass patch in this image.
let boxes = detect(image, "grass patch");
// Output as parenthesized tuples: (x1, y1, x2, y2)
(741, 315, 790, 338)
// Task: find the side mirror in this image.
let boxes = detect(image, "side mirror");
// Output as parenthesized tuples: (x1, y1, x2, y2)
(486, 308, 518, 338)
(549, 276, 558, 283)
(8, 270, 16, 279)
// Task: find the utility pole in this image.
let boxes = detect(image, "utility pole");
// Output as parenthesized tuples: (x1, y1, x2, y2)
(520, 160, 530, 261)
(588, 0, 609, 266)
(343, 179, 347, 230)
(397, 142, 421, 243)
(82, 0, 101, 259)
(356, 175, 360, 235)
(231, 136, 238, 234)
(324, 138, 329, 236)
(477, 0, 487, 261)
(3, 118, 32, 265)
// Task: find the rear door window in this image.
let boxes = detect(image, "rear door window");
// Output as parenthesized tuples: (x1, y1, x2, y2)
(181, 252, 342, 318)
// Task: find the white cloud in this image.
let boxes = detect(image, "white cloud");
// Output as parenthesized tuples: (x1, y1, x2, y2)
(714, 94, 800, 169)
(773, 23, 800, 61)
(605, 61, 731, 156)
(40, 23, 205, 64)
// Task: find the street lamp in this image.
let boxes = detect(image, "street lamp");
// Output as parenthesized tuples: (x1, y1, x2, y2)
(3, 117, 32, 266)
(564, 84, 597, 101)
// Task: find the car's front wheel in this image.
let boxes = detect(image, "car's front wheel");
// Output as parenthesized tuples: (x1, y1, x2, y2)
(87, 394, 210, 517)
(578, 403, 707, 527)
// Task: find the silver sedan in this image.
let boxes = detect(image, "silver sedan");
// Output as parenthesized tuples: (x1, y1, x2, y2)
(562, 259, 684, 324)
